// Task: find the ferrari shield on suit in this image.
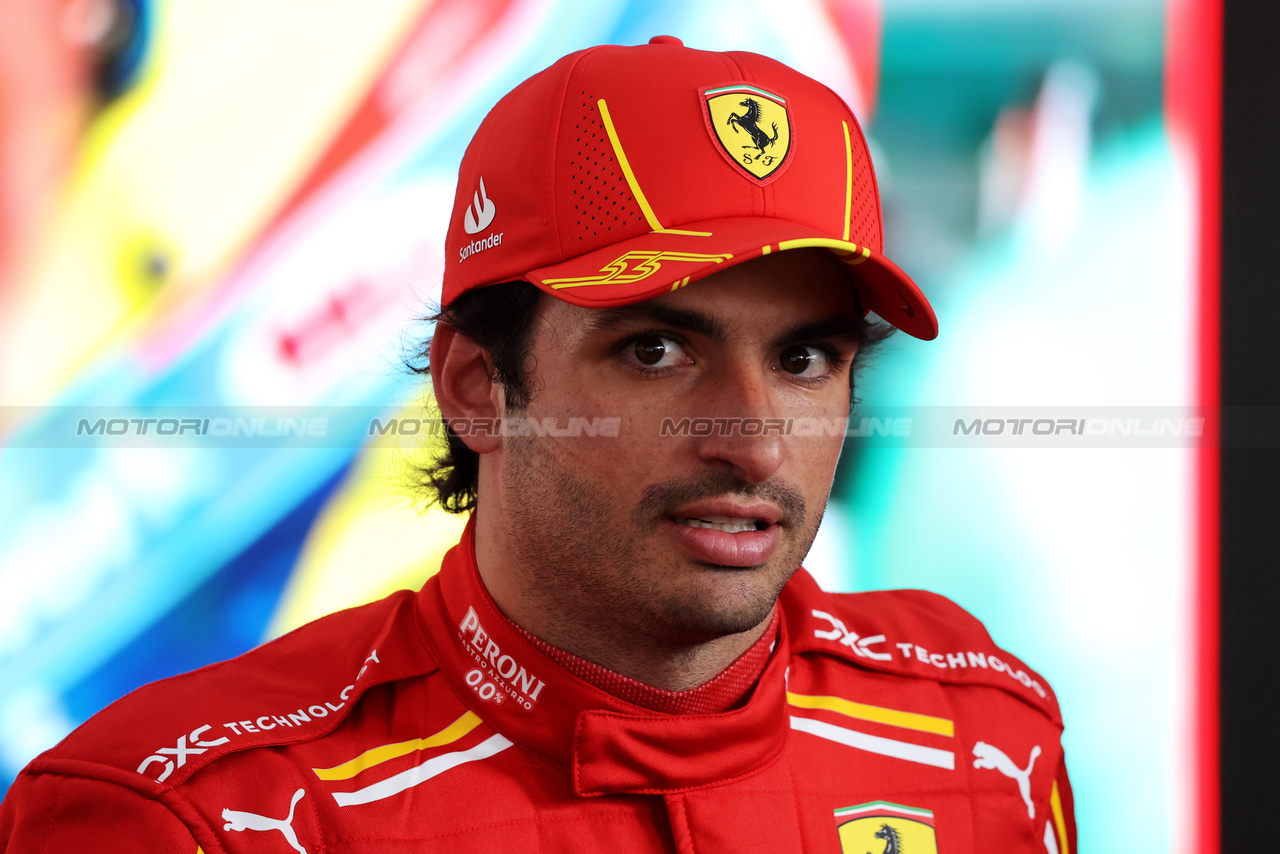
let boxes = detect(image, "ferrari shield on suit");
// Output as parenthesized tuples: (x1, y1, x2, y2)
(835, 801, 939, 854)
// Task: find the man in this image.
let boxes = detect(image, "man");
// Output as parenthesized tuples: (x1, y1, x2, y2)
(1, 37, 1075, 852)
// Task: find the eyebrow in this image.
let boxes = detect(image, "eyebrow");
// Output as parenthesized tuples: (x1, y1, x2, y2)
(581, 303, 730, 341)
(766, 316, 863, 350)
(582, 303, 863, 348)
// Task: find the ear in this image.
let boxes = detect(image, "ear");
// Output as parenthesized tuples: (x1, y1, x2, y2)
(429, 323, 504, 454)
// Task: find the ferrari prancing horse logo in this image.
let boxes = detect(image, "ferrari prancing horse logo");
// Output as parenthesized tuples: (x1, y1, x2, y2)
(834, 801, 939, 854)
(702, 84, 792, 183)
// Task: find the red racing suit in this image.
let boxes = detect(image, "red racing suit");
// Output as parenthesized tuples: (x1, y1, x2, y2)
(1, 525, 1076, 853)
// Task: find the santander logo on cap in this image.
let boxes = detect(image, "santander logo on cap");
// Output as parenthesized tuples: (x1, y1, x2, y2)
(459, 177, 504, 264)
(463, 177, 496, 235)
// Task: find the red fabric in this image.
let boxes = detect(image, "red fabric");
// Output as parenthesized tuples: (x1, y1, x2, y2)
(440, 41, 938, 340)
(0, 773, 198, 850)
(1, 522, 1072, 852)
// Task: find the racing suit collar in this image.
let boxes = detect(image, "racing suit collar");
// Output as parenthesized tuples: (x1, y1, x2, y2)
(417, 516, 791, 796)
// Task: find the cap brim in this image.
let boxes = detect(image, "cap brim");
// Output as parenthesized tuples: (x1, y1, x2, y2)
(526, 216, 938, 340)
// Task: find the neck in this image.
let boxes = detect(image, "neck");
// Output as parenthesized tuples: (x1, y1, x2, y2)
(472, 507, 774, 693)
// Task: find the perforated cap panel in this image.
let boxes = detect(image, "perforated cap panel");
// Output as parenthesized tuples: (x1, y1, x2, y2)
(846, 124, 882, 250)
(568, 92, 643, 244)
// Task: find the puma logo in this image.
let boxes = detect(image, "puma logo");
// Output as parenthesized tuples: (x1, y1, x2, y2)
(222, 788, 307, 854)
(972, 740, 1040, 818)
(463, 176, 496, 234)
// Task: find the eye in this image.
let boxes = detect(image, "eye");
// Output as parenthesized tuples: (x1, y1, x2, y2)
(629, 335, 689, 368)
(777, 345, 831, 378)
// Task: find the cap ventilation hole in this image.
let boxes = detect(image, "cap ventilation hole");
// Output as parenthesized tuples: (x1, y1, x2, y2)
(846, 141, 882, 251)
(568, 93, 643, 243)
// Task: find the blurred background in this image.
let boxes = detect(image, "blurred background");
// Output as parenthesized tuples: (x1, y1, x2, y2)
(0, 1, 1217, 852)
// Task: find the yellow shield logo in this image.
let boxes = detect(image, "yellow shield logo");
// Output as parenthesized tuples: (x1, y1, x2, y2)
(834, 801, 939, 854)
(702, 84, 792, 183)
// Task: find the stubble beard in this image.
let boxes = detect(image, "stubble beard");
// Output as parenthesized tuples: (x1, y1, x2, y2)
(499, 433, 820, 658)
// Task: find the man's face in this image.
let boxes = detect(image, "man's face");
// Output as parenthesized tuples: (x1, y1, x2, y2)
(488, 249, 862, 650)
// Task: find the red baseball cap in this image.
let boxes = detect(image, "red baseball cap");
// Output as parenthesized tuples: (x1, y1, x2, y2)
(442, 36, 938, 340)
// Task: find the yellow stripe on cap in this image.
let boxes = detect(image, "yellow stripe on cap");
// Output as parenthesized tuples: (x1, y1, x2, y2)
(777, 237, 871, 265)
(787, 691, 954, 737)
(842, 121, 854, 241)
(597, 99, 663, 232)
(653, 228, 713, 236)
(312, 711, 483, 780)
(541, 250, 732, 288)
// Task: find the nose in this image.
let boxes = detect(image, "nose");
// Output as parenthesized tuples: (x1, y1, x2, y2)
(690, 363, 787, 484)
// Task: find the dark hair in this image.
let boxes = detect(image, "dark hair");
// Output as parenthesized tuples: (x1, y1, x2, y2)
(409, 279, 896, 513)
(407, 281, 542, 514)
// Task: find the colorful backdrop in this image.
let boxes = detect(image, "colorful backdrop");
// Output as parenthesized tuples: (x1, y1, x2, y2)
(0, 2, 1216, 852)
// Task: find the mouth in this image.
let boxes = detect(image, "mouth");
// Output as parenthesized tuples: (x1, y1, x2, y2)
(659, 505, 783, 567)
(669, 515, 770, 534)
